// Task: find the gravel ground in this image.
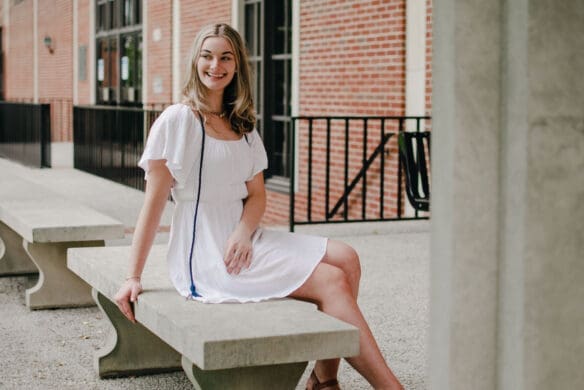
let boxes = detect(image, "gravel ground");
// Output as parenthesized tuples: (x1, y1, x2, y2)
(0, 230, 429, 390)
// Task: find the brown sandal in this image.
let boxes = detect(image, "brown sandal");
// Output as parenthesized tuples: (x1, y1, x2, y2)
(306, 370, 340, 390)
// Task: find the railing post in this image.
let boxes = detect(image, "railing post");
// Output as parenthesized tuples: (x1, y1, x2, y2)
(325, 118, 331, 221)
(289, 118, 296, 232)
(380, 118, 386, 219)
(344, 119, 349, 220)
(307, 118, 313, 223)
(397, 118, 404, 219)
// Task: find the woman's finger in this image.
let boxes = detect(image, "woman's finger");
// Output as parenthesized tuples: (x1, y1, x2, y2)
(118, 300, 135, 322)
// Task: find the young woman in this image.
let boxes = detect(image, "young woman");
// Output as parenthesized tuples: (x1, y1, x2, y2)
(114, 23, 403, 390)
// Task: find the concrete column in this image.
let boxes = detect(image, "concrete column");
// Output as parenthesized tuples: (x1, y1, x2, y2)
(430, 0, 584, 389)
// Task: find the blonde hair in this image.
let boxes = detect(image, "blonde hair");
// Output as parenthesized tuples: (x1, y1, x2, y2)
(182, 23, 255, 135)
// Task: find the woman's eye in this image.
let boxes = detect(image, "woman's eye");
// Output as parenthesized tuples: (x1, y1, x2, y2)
(222, 56, 232, 61)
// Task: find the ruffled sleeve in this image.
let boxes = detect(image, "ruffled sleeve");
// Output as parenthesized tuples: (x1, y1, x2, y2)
(138, 104, 201, 189)
(246, 129, 268, 181)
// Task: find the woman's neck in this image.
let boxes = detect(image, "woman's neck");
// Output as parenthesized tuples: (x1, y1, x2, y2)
(205, 91, 224, 113)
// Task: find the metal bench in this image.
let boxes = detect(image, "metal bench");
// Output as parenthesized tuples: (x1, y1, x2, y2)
(68, 245, 360, 390)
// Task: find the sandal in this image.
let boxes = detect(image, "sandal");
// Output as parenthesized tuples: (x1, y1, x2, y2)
(306, 369, 340, 390)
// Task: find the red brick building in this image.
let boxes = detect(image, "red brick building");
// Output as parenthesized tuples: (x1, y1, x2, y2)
(0, 0, 432, 226)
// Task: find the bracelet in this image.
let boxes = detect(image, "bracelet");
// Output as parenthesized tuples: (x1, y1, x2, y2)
(125, 276, 141, 281)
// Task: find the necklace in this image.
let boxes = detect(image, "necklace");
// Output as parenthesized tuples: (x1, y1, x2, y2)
(201, 109, 226, 118)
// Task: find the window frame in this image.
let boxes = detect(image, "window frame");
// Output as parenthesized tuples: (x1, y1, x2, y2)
(243, 0, 293, 192)
(95, 0, 142, 106)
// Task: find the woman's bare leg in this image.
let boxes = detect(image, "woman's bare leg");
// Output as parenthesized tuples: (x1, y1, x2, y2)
(291, 262, 403, 390)
(309, 240, 362, 386)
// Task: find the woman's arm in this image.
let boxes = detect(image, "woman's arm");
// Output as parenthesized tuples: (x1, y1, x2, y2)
(114, 160, 173, 322)
(223, 172, 266, 275)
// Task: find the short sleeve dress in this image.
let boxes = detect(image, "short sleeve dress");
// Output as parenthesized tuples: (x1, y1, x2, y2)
(138, 103, 327, 303)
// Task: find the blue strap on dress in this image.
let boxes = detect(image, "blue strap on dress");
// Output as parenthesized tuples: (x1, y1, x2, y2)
(187, 112, 206, 298)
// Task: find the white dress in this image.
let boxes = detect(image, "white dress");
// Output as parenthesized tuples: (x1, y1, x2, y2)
(138, 103, 327, 303)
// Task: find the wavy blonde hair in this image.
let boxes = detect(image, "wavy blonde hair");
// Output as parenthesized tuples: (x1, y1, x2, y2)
(182, 23, 256, 135)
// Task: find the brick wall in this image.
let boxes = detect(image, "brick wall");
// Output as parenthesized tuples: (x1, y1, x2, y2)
(146, 1, 172, 106)
(6, 0, 34, 99)
(4, 0, 72, 143)
(38, 0, 73, 142)
(288, 0, 408, 226)
(76, 0, 91, 106)
(179, 0, 231, 87)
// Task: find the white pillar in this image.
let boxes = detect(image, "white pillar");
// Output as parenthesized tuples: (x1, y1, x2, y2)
(405, 0, 427, 121)
(430, 0, 584, 389)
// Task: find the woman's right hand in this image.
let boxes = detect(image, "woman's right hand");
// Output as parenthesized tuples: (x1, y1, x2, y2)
(114, 278, 143, 323)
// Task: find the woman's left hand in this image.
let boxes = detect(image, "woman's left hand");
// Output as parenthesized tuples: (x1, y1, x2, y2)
(224, 227, 253, 274)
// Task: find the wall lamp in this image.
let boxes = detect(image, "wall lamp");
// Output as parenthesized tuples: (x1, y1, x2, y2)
(43, 35, 54, 54)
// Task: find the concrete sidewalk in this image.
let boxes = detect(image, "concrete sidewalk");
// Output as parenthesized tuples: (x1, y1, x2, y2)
(0, 158, 429, 389)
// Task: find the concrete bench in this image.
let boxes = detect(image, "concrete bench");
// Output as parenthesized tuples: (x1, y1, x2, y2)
(68, 245, 360, 389)
(0, 175, 124, 309)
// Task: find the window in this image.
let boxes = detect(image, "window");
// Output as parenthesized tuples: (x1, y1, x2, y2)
(96, 0, 142, 106)
(0, 27, 4, 100)
(244, 0, 293, 189)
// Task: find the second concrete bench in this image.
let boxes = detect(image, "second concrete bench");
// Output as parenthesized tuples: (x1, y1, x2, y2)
(0, 175, 124, 309)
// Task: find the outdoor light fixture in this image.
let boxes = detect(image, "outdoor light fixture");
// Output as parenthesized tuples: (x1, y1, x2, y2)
(43, 35, 54, 54)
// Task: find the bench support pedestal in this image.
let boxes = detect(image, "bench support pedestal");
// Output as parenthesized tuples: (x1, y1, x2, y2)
(94, 290, 182, 378)
(0, 221, 37, 275)
(182, 356, 307, 390)
(24, 240, 104, 309)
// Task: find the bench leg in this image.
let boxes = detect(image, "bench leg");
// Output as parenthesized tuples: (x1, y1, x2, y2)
(182, 356, 307, 390)
(93, 289, 182, 378)
(24, 240, 104, 309)
(0, 221, 37, 276)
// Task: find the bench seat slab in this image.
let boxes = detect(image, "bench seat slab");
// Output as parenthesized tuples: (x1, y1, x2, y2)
(0, 221, 37, 275)
(25, 240, 104, 309)
(182, 356, 307, 390)
(93, 290, 182, 378)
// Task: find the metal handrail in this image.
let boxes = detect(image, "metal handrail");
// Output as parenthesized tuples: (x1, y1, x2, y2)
(289, 115, 431, 232)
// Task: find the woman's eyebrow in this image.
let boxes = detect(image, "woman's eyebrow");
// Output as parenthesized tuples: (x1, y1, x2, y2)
(201, 49, 234, 55)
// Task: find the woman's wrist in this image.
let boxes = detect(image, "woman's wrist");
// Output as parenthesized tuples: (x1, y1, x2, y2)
(125, 275, 141, 282)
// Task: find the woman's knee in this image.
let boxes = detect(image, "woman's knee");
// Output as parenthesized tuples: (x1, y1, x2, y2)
(328, 240, 361, 282)
(346, 245, 361, 281)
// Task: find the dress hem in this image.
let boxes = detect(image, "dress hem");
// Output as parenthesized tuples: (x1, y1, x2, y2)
(180, 237, 329, 304)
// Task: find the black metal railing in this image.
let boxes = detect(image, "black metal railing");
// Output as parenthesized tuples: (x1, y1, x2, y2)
(289, 116, 431, 231)
(73, 105, 162, 191)
(0, 101, 51, 167)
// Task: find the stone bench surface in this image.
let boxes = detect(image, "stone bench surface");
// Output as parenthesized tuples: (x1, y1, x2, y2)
(0, 199, 124, 243)
(68, 245, 360, 370)
(0, 174, 124, 242)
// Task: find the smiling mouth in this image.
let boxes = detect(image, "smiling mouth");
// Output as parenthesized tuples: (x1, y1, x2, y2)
(206, 72, 227, 78)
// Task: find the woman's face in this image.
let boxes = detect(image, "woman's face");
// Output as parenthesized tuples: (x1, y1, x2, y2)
(197, 37, 237, 93)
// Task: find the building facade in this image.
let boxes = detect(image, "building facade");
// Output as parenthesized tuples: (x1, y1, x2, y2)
(0, 0, 432, 225)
